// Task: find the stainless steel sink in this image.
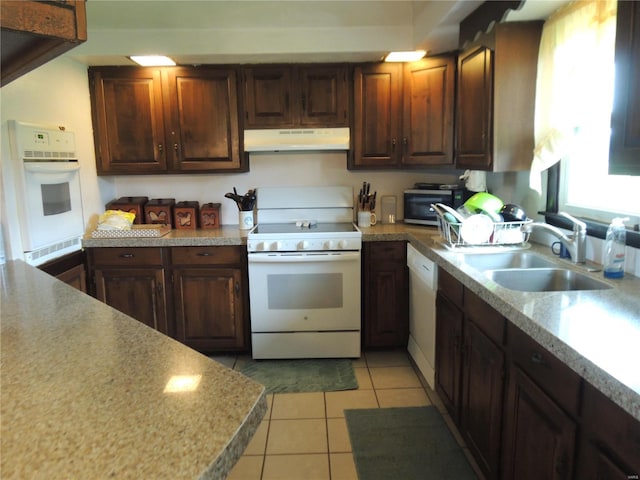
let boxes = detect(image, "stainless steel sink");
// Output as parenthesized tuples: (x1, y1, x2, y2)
(461, 252, 558, 271)
(485, 268, 612, 292)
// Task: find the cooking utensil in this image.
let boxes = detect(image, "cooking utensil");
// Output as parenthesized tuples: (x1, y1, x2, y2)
(500, 203, 528, 222)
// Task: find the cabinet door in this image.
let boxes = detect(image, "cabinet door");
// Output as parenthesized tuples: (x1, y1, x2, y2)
(461, 321, 504, 479)
(501, 366, 576, 480)
(402, 55, 455, 167)
(575, 382, 640, 479)
(299, 65, 349, 127)
(56, 264, 87, 293)
(244, 66, 295, 127)
(435, 292, 464, 422)
(94, 267, 168, 333)
(165, 67, 243, 172)
(456, 46, 493, 170)
(351, 63, 403, 168)
(609, 0, 640, 175)
(89, 67, 167, 174)
(362, 242, 408, 348)
(173, 267, 246, 351)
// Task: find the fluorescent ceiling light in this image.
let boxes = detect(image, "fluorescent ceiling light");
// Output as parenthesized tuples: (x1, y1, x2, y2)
(129, 55, 176, 66)
(384, 50, 427, 62)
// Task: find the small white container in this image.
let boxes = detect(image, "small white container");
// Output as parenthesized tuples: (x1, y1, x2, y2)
(239, 211, 254, 230)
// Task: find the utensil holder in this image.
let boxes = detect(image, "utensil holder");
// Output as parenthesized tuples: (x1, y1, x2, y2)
(239, 210, 254, 230)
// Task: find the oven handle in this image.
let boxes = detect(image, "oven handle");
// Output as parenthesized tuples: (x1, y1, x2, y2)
(248, 251, 360, 263)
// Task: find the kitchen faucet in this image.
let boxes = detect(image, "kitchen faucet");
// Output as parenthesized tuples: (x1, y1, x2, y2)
(521, 212, 587, 264)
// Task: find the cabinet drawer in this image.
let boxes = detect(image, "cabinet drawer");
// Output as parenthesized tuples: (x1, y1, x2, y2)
(90, 247, 164, 266)
(464, 290, 505, 345)
(171, 246, 242, 265)
(438, 268, 463, 305)
(366, 241, 406, 260)
(509, 324, 581, 415)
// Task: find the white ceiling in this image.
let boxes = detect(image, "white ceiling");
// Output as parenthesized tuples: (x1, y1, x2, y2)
(69, 0, 567, 66)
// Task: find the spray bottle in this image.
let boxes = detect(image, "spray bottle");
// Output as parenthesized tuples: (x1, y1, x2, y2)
(603, 217, 628, 279)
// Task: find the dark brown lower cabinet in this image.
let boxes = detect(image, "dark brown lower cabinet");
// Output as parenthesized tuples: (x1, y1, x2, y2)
(461, 321, 504, 477)
(362, 241, 408, 347)
(39, 250, 87, 293)
(90, 247, 169, 334)
(94, 267, 167, 333)
(435, 292, 463, 422)
(435, 269, 505, 479)
(171, 246, 248, 352)
(501, 366, 576, 480)
(575, 382, 640, 480)
(87, 246, 248, 352)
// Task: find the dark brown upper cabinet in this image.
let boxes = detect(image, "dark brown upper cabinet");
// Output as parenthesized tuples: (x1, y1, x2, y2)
(456, 22, 542, 172)
(609, 0, 640, 176)
(243, 64, 349, 128)
(350, 55, 455, 170)
(89, 66, 245, 175)
(1, 0, 87, 87)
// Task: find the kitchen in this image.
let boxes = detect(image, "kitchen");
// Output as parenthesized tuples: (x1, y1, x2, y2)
(2, 1, 640, 479)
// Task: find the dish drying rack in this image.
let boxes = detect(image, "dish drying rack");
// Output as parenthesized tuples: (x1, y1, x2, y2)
(435, 211, 533, 249)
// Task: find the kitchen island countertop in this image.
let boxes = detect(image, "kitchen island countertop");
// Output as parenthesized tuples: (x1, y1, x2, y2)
(0, 260, 267, 479)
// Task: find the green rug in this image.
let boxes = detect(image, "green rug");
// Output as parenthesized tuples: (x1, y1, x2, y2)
(239, 358, 358, 394)
(345, 406, 477, 480)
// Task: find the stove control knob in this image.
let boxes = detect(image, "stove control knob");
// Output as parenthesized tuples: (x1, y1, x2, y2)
(270, 242, 280, 251)
(338, 240, 348, 249)
(298, 240, 310, 250)
(324, 240, 335, 250)
(255, 242, 266, 251)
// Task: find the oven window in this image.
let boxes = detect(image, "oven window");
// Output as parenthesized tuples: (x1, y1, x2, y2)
(41, 183, 72, 216)
(267, 273, 343, 309)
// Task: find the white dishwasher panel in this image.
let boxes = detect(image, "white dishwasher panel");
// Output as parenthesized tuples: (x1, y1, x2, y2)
(406, 243, 437, 389)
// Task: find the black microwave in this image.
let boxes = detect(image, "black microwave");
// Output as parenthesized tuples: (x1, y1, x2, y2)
(404, 187, 465, 226)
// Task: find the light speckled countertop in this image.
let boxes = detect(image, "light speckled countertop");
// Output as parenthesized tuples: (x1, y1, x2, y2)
(80, 223, 640, 421)
(374, 224, 640, 422)
(0, 260, 267, 479)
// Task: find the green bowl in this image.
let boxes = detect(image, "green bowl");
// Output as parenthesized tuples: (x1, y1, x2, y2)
(463, 192, 504, 214)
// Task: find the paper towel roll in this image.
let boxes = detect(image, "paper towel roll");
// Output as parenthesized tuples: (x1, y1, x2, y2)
(460, 170, 487, 192)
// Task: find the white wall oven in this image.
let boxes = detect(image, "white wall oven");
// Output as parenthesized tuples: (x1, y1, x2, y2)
(6, 121, 84, 266)
(247, 186, 362, 359)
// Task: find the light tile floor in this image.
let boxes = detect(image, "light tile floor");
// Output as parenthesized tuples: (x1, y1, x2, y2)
(211, 349, 484, 480)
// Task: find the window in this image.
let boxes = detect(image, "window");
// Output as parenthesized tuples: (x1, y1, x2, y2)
(532, 0, 640, 227)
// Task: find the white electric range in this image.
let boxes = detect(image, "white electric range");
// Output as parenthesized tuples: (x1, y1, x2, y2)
(247, 186, 362, 359)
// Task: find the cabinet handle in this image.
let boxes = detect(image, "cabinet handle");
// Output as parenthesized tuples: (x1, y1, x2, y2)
(197, 252, 212, 257)
(173, 143, 179, 151)
(531, 352, 547, 366)
(119, 253, 134, 259)
(403, 137, 408, 147)
(157, 282, 163, 297)
(391, 138, 397, 150)
(158, 144, 164, 152)
(235, 282, 240, 295)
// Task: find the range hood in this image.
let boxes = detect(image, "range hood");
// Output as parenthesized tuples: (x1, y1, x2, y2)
(244, 127, 350, 152)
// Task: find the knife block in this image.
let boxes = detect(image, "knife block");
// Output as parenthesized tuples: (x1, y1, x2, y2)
(174, 201, 199, 229)
(200, 203, 221, 229)
(105, 196, 148, 224)
(144, 198, 175, 227)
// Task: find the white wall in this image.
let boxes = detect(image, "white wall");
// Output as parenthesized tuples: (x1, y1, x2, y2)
(0, 57, 112, 261)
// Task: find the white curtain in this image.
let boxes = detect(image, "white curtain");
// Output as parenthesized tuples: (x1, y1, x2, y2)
(529, 0, 617, 193)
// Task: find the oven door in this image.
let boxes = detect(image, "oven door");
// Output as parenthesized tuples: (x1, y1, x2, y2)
(21, 161, 84, 250)
(248, 251, 361, 332)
